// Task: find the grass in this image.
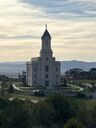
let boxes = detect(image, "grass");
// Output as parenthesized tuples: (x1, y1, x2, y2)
(10, 93, 45, 101)
(0, 92, 45, 102)
(76, 80, 96, 84)
(1, 80, 96, 102)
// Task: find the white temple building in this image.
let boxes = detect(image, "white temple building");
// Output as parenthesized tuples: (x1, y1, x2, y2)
(26, 26, 60, 87)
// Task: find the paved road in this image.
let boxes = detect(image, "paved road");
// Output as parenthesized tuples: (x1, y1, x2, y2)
(12, 84, 24, 91)
(68, 84, 84, 92)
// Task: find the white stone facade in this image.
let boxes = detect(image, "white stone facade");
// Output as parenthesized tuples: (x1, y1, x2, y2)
(26, 28, 61, 87)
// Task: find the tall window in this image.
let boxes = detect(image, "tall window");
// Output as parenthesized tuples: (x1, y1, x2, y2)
(46, 39, 48, 44)
(34, 68, 36, 72)
(34, 81, 36, 85)
(56, 68, 58, 72)
(45, 81, 49, 86)
(45, 74, 49, 78)
(46, 57, 48, 60)
(34, 75, 36, 78)
(45, 65, 49, 72)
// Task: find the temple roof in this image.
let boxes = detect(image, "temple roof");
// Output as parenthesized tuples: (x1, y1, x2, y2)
(41, 29, 51, 39)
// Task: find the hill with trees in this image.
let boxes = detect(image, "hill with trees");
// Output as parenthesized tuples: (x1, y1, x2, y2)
(0, 61, 96, 77)
(0, 93, 96, 128)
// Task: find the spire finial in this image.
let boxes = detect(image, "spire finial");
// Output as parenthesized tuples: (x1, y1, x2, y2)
(45, 24, 47, 29)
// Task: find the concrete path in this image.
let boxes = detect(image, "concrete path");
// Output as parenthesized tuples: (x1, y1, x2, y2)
(68, 84, 84, 92)
(12, 84, 23, 91)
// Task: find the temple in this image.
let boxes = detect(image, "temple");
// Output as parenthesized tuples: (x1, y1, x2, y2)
(26, 26, 60, 87)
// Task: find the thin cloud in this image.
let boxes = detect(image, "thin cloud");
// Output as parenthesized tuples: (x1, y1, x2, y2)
(0, 0, 95, 61)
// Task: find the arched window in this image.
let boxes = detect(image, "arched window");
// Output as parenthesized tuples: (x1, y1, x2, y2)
(46, 39, 48, 44)
(45, 65, 49, 72)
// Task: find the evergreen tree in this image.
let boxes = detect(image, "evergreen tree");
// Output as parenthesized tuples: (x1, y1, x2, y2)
(64, 118, 86, 128)
(8, 84, 14, 93)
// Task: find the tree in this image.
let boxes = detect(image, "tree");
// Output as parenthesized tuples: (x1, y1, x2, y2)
(33, 102, 54, 127)
(33, 125, 43, 128)
(76, 92, 86, 98)
(1, 81, 6, 97)
(1, 99, 30, 128)
(63, 79, 67, 86)
(64, 118, 86, 128)
(89, 68, 96, 73)
(8, 84, 14, 93)
(46, 94, 77, 126)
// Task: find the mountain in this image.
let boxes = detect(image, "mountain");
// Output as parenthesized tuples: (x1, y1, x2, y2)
(0, 62, 26, 78)
(61, 60, 96, 73)
(0, 60, 96, 78)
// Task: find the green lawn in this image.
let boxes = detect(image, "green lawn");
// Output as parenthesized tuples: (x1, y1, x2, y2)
(0, 92, 45, 102)
(9, 93, 45, 101)
(76, 80, 96, 84)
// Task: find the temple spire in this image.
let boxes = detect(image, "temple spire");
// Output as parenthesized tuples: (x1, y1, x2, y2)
(41, 25, 51, 39)
(45, 24, 47, 29)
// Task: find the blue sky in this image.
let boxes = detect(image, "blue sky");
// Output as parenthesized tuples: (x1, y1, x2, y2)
(0, 0, 96, 62)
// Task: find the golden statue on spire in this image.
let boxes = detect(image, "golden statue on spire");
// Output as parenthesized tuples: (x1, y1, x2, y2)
(45, 24, 47, 29)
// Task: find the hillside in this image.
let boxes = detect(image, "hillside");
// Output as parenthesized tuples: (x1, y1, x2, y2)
(0, 60, 96, 77)
(61, 60, 96, 73)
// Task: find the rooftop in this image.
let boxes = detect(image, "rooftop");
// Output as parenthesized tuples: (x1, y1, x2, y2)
(41, 26, 51, 39)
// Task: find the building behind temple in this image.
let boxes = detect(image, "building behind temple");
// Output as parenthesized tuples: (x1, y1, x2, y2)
(26, 27, 60, 87)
